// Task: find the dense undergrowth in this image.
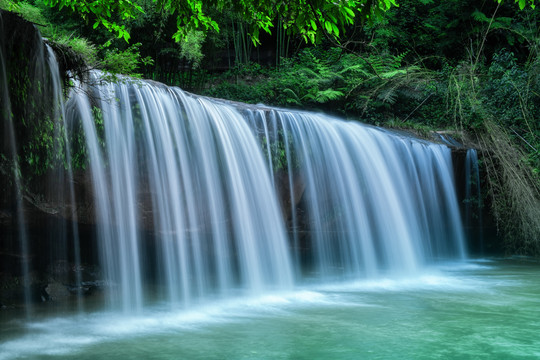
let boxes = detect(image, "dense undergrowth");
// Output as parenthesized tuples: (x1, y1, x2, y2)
(2, 0, 540, 254)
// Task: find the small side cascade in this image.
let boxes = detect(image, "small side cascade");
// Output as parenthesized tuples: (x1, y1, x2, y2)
(0, 11, 31, 309)
(465, 149, 483, 253)
(0, 12, 82, 311)
(45, 43, 83, 307)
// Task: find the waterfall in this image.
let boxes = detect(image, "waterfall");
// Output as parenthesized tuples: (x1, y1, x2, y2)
(1, 15, 468, 311)
(0, 12, 83, 311)
(45, 44, 84, 307)
(0, 11, 31, 307)
(61, 72, 467, 310)
(246, 109, 466, 279)
(67, 74, 295, 311)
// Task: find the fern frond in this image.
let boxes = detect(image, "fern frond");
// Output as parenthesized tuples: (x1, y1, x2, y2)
(339, 65, 371, 78)
(313, 89, 344, 103)
(282, 88, 301, 105)
(380, 69, 408, 79)
(377, 88, 398, 105)
(297, 67, 321, 79)
(471, 10, 490, 23)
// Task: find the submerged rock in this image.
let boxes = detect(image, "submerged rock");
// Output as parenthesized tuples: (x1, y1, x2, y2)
(43, 281, 70, 301)
(45, 260, 104, 299)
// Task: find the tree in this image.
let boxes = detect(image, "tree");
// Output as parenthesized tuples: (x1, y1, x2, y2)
(6, 0, 538, 44)
(39, 0, 399, 43)
(42, 0, 143, 41)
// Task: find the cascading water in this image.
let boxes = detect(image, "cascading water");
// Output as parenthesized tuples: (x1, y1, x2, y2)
(465, 149, 483, 252)
(44, 43, 83, 305)
(0, 11, 31, 307)
(0, 12, 83, 311)
(66, 74, 295, 311)
(60, 71, 467, 311)
(245, 108, 466, 279)
(1, 14, 467, 313)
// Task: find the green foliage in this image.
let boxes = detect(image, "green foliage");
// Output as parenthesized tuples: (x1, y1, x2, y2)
(504, 0, 537, 10)
(478, 119, 540, 254)
(1, 1, 154, 79)
(43, 0, 143, 42)
(101, 42, 154, 76)
(261, 129, 302, 171)
(204, 47, 434, 124)
(53, 34, 155, 79)
(3, 1, 48, 25)
(55, 35, 99, 65)
(441, 43, 540, 253)
(445, 48, 539, 151)
(273, 48, 346, 107)
(179, 30, 205, 68)
(12, 0, 399, 45)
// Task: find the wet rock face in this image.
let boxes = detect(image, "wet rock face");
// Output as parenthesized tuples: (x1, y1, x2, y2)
(45, 261, 105, 300)
(274, 170, 306, 225)
(0, 271, 46, 306)
(1, 10, 53, 156)
(46, 260, 102, 287)
(43, 282, 70, 301)
(0, 260, 105, 307)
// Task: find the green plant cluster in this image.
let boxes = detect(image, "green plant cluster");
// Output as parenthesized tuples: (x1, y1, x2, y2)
(260, 128, 303, 172)
(2, 19, 54, 176)
(1, 0, 154, 77)
(484, 50, 539, 168)
(202, 47, 435, 125)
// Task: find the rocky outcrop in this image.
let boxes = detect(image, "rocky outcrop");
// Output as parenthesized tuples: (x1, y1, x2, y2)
(0, 259, 104, 307)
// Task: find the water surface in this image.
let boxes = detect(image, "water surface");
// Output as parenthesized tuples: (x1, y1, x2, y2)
(1, 258, 539, 359)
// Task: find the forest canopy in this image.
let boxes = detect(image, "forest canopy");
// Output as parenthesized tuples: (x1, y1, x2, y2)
(26, 0, 401, 42)
(7, 0, 535, 43)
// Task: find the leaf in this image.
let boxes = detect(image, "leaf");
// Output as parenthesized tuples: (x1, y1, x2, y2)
(471, 10, 489, 23)
(283, 88, 301, 105)
(324, 20, 332, 34)
(308, 31, 315, 43)
(381, 69, 410, 79)
(339, 65, 371, 77)
(331, 22, 339, 36)
(296, 12, 306, 28)
(343, 7, 355, 18)
(313, 89, 344, 103)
